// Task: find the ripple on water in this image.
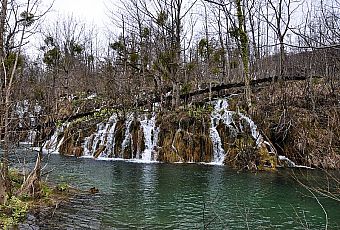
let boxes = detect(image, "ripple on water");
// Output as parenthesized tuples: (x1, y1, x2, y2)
(12, 152, 340, 229)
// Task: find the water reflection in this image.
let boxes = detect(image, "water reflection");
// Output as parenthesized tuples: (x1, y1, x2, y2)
(11, 151, 340, 229)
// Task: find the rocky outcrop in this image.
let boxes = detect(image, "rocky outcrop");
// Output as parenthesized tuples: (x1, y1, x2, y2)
(44, 100, 278, 170)
(156, 111, 213, 163)
(58, 117, 99, 156)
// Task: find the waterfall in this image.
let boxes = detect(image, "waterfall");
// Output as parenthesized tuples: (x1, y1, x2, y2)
(15, 100, 29, 128)
(15, 101, 42, 145)
(209, 125, 225, 164)
(48, 98, 272, 166)
(83, 135, 92, 156)
(83, 115, 118, 158)
(27, 130, 37, 144)
(210, 99, 232, 165)
(121, 114, 134, 155)
(81, 113, 160, 163)
(239, 115, 263, 146)
(20, 130, 37, 145)
(209, 97, 268, 165)
(91, 123, 109, 155)
(101, 115, 118, 158)
(140, 114, 159, 162)
(42, 124, 67, 153)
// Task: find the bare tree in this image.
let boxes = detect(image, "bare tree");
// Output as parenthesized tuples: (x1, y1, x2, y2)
(0, 0, 53, 204)
(204, 0, 252, 110)
(0, 0, 10, 205)
(263, 0, 302, 79)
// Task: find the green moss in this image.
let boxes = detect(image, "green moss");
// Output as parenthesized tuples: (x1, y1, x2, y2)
(56, 119, 63, 128)
(0, 170, 77, 229)
(181, 82, 192, 94)
(0, 196, 28, 229)
(187, 104, 213, 119)
(9, 169, 24, 188)
(41, 183, 53, 198)
(56, 182, 69, 192)
(257, 144, 277, 171)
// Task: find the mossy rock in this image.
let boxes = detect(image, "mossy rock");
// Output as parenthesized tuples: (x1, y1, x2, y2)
(224, 134, 257, 170)
(94, 145, 105, 158)
(113, 119, 126, 158)
(257, 143, 277, 171)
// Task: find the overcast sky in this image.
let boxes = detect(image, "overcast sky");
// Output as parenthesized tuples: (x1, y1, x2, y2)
(51, 0, 108, 27)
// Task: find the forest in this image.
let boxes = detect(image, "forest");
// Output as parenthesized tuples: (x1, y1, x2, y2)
(0, 0, 339, 229)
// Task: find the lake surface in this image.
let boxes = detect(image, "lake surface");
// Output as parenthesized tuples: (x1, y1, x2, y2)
(10, 149, 340, 229)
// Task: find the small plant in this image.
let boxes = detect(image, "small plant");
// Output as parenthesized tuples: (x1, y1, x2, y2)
(188, 104, 213, 119)
(56, 182, 69, 192)
(72, 99, 81, 107)
(0, 196, 28, 229)
(41, 183, 53, 198)
(9, 169, 23, 188)
(56, 119, 63, 128)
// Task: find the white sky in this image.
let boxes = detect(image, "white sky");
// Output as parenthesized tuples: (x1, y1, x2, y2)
(24, 0, 112, 57)
(51, 0, 109, 28)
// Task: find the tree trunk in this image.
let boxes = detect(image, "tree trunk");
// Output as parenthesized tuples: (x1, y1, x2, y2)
(0, 0, 9, 205)
(279, 38, 285, 80)
(17, 150, 42, 197)
(236, 0, 252, 110)
(0, 86, 12, 204)
(0, 0, 8, 59)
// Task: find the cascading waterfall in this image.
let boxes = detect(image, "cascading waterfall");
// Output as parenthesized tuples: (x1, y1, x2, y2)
(121, 114, 134, 156)
(82, 98, 266, 164)
(81, 113, 160, 162)
(42, 124, 67, 153)
(15, 101, 42, 144)
(101, 115, 117, 158)
(83, 123, 107, 156)
(83, 115, 118, 158)
(210, 99, 234, 164)
(239, 115, 263, 146)
(209, 97, 269, 165)
(15, 100, 29, 128)
(83, 136, 92, 156)
(140, 114, 159, 162)
(26, 130, 37, 145)
(41, 98, 281, 166)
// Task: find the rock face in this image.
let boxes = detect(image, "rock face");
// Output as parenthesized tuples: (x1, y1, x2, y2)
(156, 111, 213, 163)
(42, 98, 278, 170)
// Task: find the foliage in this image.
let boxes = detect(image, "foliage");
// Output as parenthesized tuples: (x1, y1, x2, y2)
(110, 40, 125, 55)
(70, 42, 83, 55)
(44, 36, 55, 46)
(43, 47, 61, 67)
(19, 11, 35, 27)
(0, 196, 28, 229)
(186, 61, 196, 73)
(41, 183, 53, 198)
(228, 27, 239, 39)
(129, 53, 139, 64)
(198, 38, 208, 57)
(212, 48, 225, 63)
(198, 38, 215, 59)
(181, 82, 192, 94)
(188, 104, 213, 119)
(9, 169, 24, 189)
(56, 182, 69, 192)
(141, 27, 150, 38)
(4, 52, 24, 70)
(56, 120, 63, 128)
(157, 10, 168, 26)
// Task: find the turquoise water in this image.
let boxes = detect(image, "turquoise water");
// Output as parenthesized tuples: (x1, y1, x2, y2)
(12, 151, 340, 229)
